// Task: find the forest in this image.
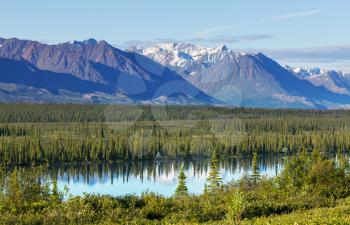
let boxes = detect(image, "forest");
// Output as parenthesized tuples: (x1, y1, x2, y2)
(1, 104, 350, 166)
(1, 104, 350, 224)
(1, 148, 350, 224)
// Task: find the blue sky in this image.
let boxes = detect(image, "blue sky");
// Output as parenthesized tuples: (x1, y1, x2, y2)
(0, 0, 349, 70)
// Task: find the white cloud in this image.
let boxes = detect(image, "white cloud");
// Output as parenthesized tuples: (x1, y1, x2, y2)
(196, 9, 325, 37)
(190, 34, 273, 44)
(264, 9, 324, 21)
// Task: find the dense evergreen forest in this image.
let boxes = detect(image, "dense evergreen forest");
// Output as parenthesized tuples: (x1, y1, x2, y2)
(1, 104, 350, 166)
(1, 104, 350, 224)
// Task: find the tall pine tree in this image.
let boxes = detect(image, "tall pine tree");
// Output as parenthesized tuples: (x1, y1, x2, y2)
(251, 152, 260, 183)
(206, 145, 223, 192)
(174, 165, 188, 197)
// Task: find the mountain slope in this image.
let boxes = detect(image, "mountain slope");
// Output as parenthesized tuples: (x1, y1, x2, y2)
(287, 66, 350, 96)
(0, 38, 218, 104)
(136, 43, 350, 108)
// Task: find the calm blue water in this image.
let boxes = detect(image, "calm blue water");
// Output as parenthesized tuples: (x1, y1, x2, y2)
(53, 156, 285, 197)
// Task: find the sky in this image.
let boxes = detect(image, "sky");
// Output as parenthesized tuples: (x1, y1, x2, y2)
(0, 0, 349, 71)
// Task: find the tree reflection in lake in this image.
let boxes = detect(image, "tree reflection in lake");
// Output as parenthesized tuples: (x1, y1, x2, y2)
(40, 154, 287, 197)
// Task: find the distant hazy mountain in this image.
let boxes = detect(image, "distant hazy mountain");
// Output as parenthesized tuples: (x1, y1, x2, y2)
(0, 38, 218, 105)
(135, 43, 350, 109)
(287, 66, 350, 96)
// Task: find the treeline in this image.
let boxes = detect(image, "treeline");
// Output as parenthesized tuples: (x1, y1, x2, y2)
(1, 152, 350, 224)
(1, 104, 350, 165)
(1, 103, 350, 123)
(1, 128, 350, 165)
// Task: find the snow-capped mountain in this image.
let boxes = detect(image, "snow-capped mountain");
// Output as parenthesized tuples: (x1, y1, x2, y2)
(135, 43, 350, 109)
(132, 43, 244, 77)
(0, 38, 218, 105)
(2, 37, 350, 109)
(286, 66, 329, 78)
(287, 66, 350, 96)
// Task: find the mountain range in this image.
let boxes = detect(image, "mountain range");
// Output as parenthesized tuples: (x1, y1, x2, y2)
(0, 38, 217, 105)
(136, 43, 350, 109)
(286, 66, 350, 96)
(1, 37, 350, 109)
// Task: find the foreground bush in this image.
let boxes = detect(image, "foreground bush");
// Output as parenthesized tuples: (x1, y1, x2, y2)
(1, 153, 350, 224)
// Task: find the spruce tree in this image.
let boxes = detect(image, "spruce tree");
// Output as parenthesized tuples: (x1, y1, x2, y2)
(251, 152, 260, 183)
(206, 146, 223, 192)
(174, 165, 188, 197)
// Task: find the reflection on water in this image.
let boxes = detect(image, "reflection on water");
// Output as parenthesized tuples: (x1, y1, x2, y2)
(45, 155, 287, 197)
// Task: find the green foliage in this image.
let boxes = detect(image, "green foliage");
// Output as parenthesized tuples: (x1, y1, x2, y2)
(2, 104, 350, 165)
(277, 150, 309, 193)
(2, 104, 350, 223)
(250, 152, 260, 183)
(226, 189, 245, 224)
(205, 146, 223, 192)
(0, 167, 60, 214)
(244, 197, 350, 225)
(174, 165, 188, 197)
(0, 156, 350, 224)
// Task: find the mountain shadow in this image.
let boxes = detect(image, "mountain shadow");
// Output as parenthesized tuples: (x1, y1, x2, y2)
(0, 58, 116, 95)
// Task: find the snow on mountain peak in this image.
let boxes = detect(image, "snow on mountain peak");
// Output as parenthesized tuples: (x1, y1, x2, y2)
(137, 42, 252, 70)
(284, 65, 350, 96)
(287, 66, 321, 77)
(288, 66, 348, 78)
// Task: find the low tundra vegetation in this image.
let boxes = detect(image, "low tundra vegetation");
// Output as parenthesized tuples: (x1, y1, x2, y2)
(1, 151, 350, 224)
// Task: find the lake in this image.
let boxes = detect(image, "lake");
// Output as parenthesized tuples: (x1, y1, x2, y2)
(48, 155, 288, 197)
